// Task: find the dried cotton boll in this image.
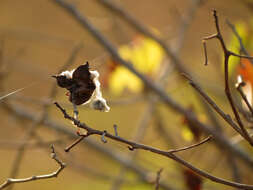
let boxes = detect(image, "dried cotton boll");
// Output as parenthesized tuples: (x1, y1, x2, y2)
(53, 62, 110, 112)
(59, 70, 75, 79)
(89, 70, 110, 112)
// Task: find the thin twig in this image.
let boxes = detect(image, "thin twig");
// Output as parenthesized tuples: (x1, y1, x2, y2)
(168, 136, 212, 153)
(0, 145, 66, 190)
(54, 102, 253, 190)
(64, 135, 87, 152)
(155, 169, 163, 190)
(230, 52, 253, 59)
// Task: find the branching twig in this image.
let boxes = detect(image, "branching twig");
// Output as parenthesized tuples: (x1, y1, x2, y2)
(54, 102, 253, 189)
(182, 73, 244, 135)
(0, 145, 66, 190)
(203, 10, 253, 145)
(5, 103, 180, 190)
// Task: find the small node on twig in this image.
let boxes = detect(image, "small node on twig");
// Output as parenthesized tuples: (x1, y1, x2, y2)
(101, 130, 107, 143)
(128, 146, 135, 151)
(73, 103, 79, 120)
(50, 144, 56, 158)
(113, 124, 118, 137)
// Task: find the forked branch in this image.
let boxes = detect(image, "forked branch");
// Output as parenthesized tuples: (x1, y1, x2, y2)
(202, 10, 253, 145)
(0, 145, 66, 190)
(54, 102, 253, 189)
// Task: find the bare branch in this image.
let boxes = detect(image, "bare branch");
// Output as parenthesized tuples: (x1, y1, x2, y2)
(203, 10, 253, 145)
(5, 103, 177, 190)
(54, 102, 253, 189)
(0, 145, 66, 190)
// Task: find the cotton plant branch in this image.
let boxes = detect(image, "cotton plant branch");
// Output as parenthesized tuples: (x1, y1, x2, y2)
(52, 0, 253, 168)
(54, 102, 253, 189)
(6, 103, 175, 190)
(202, 10, 253, 145)
(0, 106, 132, 186)
(0, 145, 66, 190)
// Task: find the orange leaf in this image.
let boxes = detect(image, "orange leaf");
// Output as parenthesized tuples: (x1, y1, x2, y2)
(238, 59, 253, 85)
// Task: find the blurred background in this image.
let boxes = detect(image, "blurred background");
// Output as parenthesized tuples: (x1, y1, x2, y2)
(0, 0, 253, 189)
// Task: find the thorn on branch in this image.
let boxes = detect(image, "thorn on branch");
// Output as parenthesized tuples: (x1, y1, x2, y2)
(101, 130, 107, 143)
(128, 146, 135, 151)
(113, 124, 118, 137)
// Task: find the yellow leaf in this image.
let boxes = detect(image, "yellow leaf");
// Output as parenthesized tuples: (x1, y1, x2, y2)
(227, 22, 248, 75)
(181, 126, 194, 142)
(109, 36, 164, 95)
